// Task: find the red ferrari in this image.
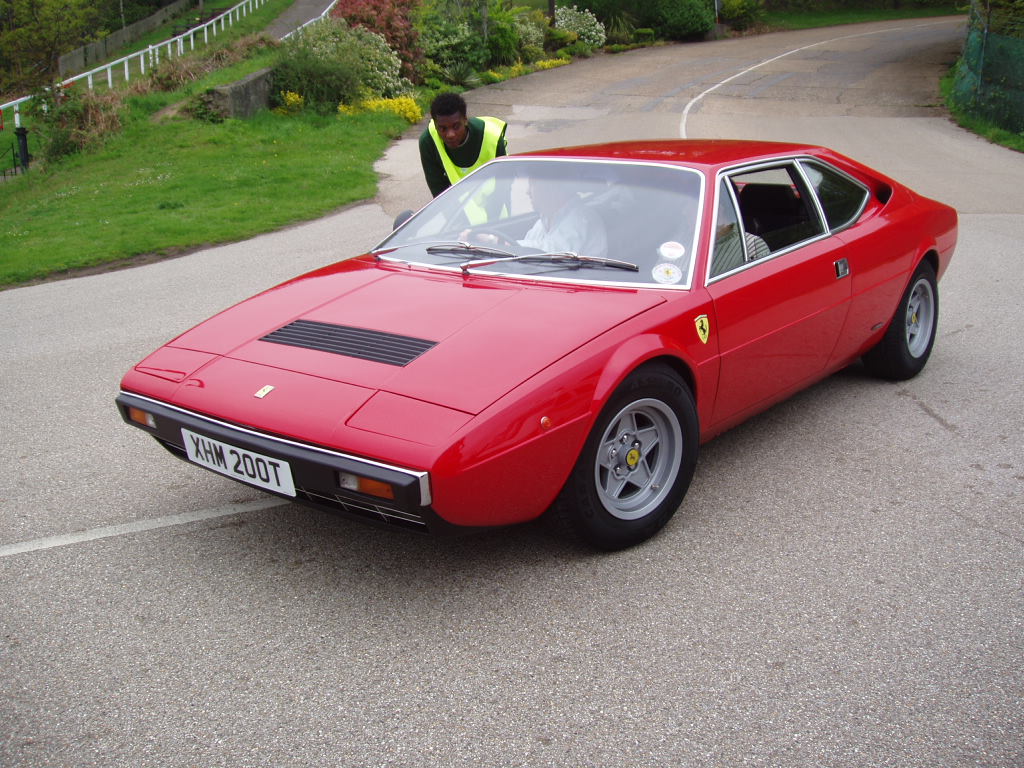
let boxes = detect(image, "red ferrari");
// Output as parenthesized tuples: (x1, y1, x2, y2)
(117, 140, 957, 549)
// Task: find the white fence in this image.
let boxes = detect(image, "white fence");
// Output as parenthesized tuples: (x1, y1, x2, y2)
(0, 0, 271, 130)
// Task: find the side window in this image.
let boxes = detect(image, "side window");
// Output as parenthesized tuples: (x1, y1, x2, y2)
(711, 179, 746, 278)
(730, 164, 825, 253)
(800, 160, 869, 231)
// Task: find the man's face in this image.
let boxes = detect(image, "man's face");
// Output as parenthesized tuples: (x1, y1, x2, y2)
(434, 112, 469, 149)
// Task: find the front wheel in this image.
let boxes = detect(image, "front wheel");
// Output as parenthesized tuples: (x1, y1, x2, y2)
(549, 363, 698, 550)
(863, 260, 939, 380)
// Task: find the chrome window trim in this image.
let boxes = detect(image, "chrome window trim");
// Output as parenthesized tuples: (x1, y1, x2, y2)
(121, 391, 432, 506)
(705, 156, 837, 286)
(796, 157, 871, 234)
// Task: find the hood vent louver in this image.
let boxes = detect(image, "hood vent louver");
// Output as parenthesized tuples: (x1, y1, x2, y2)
(261, 319, 437, 367)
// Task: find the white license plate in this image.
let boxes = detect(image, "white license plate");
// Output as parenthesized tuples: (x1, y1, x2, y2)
(182, 428, 296, 497)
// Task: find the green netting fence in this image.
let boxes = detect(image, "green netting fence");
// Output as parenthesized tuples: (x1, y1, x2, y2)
(951, 1, 1024, 133)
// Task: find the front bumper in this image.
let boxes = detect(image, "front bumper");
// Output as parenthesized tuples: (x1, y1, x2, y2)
(116, 391, 451, 532)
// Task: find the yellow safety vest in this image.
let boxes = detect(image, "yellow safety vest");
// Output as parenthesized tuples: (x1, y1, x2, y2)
(427, 116, 506, 185)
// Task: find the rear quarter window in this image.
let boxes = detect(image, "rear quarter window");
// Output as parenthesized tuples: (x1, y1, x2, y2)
(799, 160, 870, 232)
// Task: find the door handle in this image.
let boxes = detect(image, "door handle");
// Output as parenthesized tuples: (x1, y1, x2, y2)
(835, 258, 850, 279)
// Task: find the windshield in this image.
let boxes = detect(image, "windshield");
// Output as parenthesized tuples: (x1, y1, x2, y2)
(376, 157, 704, 289)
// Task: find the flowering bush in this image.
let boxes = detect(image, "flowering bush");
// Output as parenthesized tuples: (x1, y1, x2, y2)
(515, 9, 547, 51)
(339, 96, 423, 124)
(348, 24, 413, 98)
(534, 58, 571, 70)
(273, 18, 411, 113)
(331, 0, 423, 82)
(274, 91, 304, 115)
(555, 5, 606, 48)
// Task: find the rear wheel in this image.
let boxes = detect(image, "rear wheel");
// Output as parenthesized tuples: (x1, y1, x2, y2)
(863, 260, 939, 380)
(549, 363, 698, 550)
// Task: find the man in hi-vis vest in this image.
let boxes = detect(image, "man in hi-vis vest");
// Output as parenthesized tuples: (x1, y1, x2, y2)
(418, 92, 508, 198)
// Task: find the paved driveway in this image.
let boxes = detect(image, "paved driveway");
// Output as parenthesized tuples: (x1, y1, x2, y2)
(2, 18, 1021, 768)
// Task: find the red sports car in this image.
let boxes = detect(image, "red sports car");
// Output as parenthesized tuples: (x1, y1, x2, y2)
(117, 140, 957, 549)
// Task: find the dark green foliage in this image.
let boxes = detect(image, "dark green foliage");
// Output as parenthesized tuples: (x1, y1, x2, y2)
(270, 45, 362, 113)
(649, 0, 715, 39)
(545, 25, 577, 50)
(720, 0, 767, 30)
(763, 0, 958, 8)
(414, 0, 526, 76)
(576, 0, 714, 40)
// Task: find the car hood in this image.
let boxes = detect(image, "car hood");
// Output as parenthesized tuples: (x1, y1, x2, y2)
(167, 263, 666, 416)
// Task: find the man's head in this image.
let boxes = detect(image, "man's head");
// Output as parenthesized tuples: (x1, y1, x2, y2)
(430, 92, 470, 149)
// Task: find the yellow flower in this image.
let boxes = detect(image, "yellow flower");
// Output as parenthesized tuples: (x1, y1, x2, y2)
(274, 91, 304, 116)
(535, 58, 570, 71)
(338, 96, 423, 125)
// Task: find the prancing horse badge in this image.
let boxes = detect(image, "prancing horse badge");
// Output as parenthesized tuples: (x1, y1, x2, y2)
(254, 385, 275, 399)
(694, 314, 710, 344)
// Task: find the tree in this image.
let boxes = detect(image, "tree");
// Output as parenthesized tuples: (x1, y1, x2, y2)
(0, 0, 100, 89)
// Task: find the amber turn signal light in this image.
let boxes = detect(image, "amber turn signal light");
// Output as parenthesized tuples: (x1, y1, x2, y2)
(127, 407, 156, 428)
(338, 472, 395, 500)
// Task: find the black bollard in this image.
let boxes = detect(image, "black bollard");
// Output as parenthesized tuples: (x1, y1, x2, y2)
(15, 126, 29, 173)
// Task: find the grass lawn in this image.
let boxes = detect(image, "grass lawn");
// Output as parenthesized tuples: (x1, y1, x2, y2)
(763, 5, 964, 30)
(1, 106, 410, 285)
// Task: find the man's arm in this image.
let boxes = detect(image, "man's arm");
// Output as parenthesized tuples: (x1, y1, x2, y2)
(418, 130, 450, 197)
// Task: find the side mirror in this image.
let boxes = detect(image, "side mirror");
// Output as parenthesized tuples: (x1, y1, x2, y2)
(392, 210, 414, 230)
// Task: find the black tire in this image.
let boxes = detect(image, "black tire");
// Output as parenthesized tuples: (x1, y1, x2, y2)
(549, 363, 699, 550)
(863, 260, 939, 381)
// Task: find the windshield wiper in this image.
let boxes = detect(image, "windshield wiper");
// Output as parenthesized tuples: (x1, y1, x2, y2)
(461, 251, 639, 274)
(425, 241, 516, 258)
(372, 241, 516, 261)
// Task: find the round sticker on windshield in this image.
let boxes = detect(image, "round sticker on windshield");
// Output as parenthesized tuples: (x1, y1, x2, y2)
(658, 241, 686, 261)
(651, 263, 683, 285)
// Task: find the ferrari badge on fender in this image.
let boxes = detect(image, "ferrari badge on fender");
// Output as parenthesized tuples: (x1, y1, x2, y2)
(695, 315, 710, 344)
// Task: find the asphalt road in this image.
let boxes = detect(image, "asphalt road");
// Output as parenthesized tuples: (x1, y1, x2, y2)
(3, 17, 1022, 768)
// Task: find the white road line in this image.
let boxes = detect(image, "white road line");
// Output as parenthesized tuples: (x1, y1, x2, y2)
(679, 18, 964, 139)
(0, 498, 286, 558)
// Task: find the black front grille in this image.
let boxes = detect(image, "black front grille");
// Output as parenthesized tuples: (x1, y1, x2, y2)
(261, 320, 436, 366)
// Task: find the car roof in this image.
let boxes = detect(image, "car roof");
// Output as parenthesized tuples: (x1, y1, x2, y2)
(515, 139, 829, 173)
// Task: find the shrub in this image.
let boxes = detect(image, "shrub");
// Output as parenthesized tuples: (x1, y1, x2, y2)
(516, 9, 548, 51)
(545, 25, 578, 52)
(534, 58, 571, 70)
(416, 13, 488, 72)
(554, 5, 607, 48)
(577, 0, 714, 40)
(273, 18, 411, 113)
(650, 0, 715, 40)
(339, 95, 423, 123)
(720, 0, 766, 30)
(274, 90, 305, 115)
(347, 24, 413, 98)
(272, 37, 363, 113)
(520, 43, 545, 63)
(27, 84, 123, 164)
(331, 0, 423, 82)
(415, 0, 526, 73)
(604, 12, 637, 45)
(486, 3, 523, 67)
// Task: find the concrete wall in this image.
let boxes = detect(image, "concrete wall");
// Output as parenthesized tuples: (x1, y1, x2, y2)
(59, 0, 195, 77)
(208, 67, 273, 118)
